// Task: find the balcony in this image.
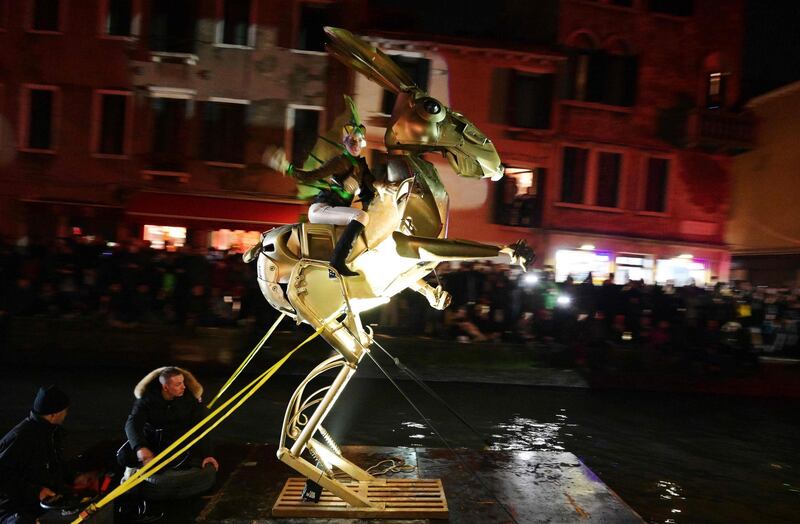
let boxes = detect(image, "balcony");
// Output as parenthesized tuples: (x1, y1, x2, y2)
(659, 106, 755, 155)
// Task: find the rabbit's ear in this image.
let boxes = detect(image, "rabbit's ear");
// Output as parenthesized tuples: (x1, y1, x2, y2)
(325, 26, 417, 94)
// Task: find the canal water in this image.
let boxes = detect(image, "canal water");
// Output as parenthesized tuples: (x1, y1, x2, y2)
(1, 365, 798, 523)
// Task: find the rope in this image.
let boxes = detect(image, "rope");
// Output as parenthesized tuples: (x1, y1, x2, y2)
(71, 326, 323, 524)
(365, 349, 520, 524)
(372, 338, 492, 447)
(207, 313, 286, 408)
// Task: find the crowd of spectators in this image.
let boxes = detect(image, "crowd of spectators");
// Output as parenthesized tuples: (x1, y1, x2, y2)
(2, 236, 799, 362)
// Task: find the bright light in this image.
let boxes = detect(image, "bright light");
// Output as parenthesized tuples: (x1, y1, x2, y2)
(678, 253, 693, 259)
(523, 273, 539, 285)
(143, 225, 186, 250)
(557, 295, 571, 306)
(579, 244, 595, 251)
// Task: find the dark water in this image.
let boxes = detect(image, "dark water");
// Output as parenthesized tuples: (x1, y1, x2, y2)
(1, 365, 798, 524)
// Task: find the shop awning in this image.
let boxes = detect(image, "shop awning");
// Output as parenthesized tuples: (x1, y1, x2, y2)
(125, 191, 306, 229)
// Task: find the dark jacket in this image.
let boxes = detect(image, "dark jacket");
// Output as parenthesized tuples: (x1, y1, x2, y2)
(124, 368, 209, 459)
(292, 154, 375, 209)
(0, 414, 66, 517)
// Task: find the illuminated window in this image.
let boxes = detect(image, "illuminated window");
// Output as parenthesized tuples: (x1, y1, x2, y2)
(143, 225, 186, 250)
(555, 249, 612, 283)
(210, 229, 260, 252)
(494, 167, 545, 227)
(561, 146, 589, 204)
(706, 72, 727, 109)
(614, 254, 654, 284)
(656, 257, 706, 286)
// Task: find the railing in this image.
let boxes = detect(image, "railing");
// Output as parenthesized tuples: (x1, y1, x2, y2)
(687, 108, 755, 152)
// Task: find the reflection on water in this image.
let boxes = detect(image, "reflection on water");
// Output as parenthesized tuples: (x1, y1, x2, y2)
(489, 416, 569, 452)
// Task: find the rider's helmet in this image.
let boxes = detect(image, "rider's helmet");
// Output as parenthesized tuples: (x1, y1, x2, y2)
(342, 95, 366, 157)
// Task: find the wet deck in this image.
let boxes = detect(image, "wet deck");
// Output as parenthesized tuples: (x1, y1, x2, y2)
(197, 444, 643, 523)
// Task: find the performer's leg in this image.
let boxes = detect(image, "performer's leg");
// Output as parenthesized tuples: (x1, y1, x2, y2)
(308, 205, 369, 277)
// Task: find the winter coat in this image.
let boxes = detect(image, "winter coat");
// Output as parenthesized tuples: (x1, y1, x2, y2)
(0, 414, 66, 517)
(124, 367, 210, 459)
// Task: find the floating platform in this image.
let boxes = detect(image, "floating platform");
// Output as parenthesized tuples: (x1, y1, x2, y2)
(197, 444, 643, 523)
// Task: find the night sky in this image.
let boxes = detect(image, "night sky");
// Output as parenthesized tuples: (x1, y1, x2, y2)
(743, 2, 800, 99)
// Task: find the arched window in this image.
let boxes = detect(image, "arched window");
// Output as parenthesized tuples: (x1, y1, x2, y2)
(603, 38, 638, 107)
(565, 32, 598, 102)
(703, 52, 728, 109)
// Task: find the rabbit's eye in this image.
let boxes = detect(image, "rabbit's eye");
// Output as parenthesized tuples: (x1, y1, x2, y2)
(423, 99, 441, 115)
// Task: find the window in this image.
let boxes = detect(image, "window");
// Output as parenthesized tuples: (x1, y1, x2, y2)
(21, 86, 57, 151)
(201, 101, 247, 164)
(297, 3, 331, 52)
(94, 91, 130, 155)
(649, 0, 693, 17)
(566, 37, 637, 107)
(494, 167, 545, 227)
(150, 97, 190, 171)
(508, 71, 553, 129)
(705, 72, 726, 109)
(614, 254, 654, 284)
(30, 0, 61, 32)
(289, 107, 320, 165)
(603, 49, 638, 107)
(0, 1, 8, 31)
(381, 55, 430, 115)
(150, 0, 196, 53)
(103, 0, 134, 37)
(644, 157, 669, 212)
(143, 225, 186, 250)
(555, 249, 612, 284)
(595, 152, 621, 207)
(220, 0, 252, 46)
(561, 146, 589, 204)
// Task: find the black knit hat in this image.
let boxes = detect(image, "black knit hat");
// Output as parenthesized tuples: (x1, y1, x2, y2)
(32, 385, 70, 415)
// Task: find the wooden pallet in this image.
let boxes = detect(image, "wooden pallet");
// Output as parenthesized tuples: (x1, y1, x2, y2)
(272, 477, 449, 519)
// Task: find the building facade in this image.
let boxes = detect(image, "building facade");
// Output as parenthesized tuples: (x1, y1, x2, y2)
(1, 0, 753, 284)
(350, 0, 752, 285)
(728, 81, 800, 287)
(0, 0, 342, 250)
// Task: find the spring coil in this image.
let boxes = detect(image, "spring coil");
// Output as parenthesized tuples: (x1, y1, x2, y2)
(307, 447, 333, 477)
(318, 426, 342, 456)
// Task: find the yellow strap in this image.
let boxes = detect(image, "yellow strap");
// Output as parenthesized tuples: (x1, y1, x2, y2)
(207, 313, 286, 408)
(71, 326, 323, 524)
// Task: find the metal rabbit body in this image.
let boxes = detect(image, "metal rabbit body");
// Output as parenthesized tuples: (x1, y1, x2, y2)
(252, 27, 532, 507)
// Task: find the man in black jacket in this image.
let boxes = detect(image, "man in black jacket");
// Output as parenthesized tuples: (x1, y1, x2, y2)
(121, 367, 217, 500)
(0, 385, 70, 524)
